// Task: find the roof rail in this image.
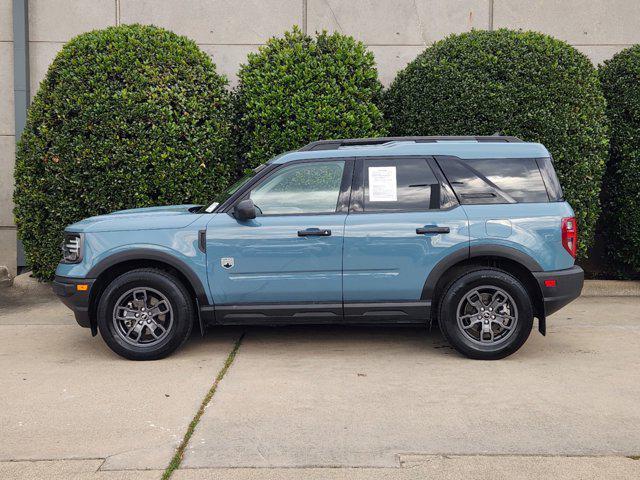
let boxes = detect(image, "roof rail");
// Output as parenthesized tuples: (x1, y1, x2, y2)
(298, 136, 523, 151)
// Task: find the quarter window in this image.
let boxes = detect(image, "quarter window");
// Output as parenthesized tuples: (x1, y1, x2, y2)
(249, 161, 345, 215)
(363, 158, 439, 212)
(438, 157, 550, 204)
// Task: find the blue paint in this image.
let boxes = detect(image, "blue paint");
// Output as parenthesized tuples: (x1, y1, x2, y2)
(56, 139, 575, 311)
(343, 208, 469, 301)
(205, 213, 345, 304)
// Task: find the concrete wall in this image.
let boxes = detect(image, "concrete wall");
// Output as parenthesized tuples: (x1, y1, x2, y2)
(1, 0, 639, 274)
(1, 0, 16, 275)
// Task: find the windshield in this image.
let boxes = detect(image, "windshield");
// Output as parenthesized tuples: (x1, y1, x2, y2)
(201, 164, 267, 213)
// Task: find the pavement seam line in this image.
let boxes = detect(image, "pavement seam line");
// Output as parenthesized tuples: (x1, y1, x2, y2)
(161, 333, 245, 480)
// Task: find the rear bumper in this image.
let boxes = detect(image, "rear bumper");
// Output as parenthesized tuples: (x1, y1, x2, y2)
(533, 265, 584, 317)
(52, 275, 96, 329)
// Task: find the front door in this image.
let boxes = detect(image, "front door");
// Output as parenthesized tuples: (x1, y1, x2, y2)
(207, 158, 353, 323)
(342, 156, 469, 321)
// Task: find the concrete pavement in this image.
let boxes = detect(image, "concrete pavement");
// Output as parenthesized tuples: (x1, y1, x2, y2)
(0, 288, 242, 471)
(1, 288, 639, 479)
(184, 297, 640, 468)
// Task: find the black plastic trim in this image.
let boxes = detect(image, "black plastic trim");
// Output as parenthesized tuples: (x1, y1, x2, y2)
(86, 249, 211, 307)
(198, 230, 206, 253)
(52, 276, 96, 330)
(533, 266, 584, 317)
(421, 247, 470, 300)
(343, 301, 430, 323)
(215, 303, 343, 325)
(299, 136, 523, 151)
(470, 245, 543, 271)
(211, 301, 431, 325)
(420, 245, 544, 301)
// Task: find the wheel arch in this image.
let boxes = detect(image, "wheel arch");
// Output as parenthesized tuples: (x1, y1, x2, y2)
(423, 246, 546, 335)
(86, 249, 209, 335)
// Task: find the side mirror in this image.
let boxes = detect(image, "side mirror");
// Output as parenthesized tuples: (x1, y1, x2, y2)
(233, 199, 256, 221)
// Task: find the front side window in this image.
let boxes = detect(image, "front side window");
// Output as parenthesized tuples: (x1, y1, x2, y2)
(364, 157, 439, 212)
(250, 161, 345, 215)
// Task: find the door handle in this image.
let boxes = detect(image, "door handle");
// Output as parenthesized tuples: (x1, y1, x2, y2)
(416, 226, 450, 235)
(298, 228, 332, 237)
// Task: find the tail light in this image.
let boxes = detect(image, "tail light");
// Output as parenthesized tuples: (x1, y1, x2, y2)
(561, 217, 577, 258)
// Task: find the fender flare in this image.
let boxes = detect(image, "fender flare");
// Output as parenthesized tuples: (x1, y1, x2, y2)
(86, 248, 210, 307)
(421, 244, 543, 301)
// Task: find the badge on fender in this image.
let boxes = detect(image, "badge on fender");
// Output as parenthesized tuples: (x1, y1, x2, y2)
(221, 257, 234, 269)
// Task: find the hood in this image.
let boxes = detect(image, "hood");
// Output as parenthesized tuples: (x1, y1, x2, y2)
(66, 205, 204, 233)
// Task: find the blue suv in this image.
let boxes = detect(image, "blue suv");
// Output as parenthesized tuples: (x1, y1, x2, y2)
(53, 136, 583, 360)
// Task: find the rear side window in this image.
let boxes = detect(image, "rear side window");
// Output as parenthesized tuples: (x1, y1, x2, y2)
(537, 157, 564, 201)
(363, 158, 439, 212)
(437, 157, 549, 204)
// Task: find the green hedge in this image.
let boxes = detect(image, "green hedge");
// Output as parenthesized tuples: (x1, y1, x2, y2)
(383, 29, 608, 258)
(234, 27, 387, 168)
(14, 24, 235, 280)
(599, 45, 640, 272)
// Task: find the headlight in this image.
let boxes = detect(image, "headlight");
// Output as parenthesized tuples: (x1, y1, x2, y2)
(61, 233, 83, 263)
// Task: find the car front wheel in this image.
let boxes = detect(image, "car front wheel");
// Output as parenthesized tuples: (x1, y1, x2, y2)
(438, 268, 533, 360)
(96, 268, 194, 360)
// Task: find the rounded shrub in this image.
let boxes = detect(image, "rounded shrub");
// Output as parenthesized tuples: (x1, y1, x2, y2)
(234, 26, 387, 168)
(14, 24, 234, 279)
(383, 29, 608, 258)
(599, 45, 640, 272)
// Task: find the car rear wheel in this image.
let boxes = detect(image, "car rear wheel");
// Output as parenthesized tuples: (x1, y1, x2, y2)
(438, 268, 533, 360)
(97, 268, 194, 360)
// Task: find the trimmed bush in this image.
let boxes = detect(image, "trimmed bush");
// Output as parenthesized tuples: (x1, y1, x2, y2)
(234, 27, 387, 168)
(600, 45, 640, 272)
(14, 24, 234, 280)
(383, 29, 608, 258)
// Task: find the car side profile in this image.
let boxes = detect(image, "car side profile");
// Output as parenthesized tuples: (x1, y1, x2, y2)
(53, 136, 583, 360)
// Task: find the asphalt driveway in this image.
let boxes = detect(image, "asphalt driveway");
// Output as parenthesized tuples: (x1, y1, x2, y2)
(1, 285, 639, 479)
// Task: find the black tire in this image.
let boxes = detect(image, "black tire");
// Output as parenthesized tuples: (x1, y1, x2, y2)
(438, 268, 533, 360)
(97, 268, 194, 360)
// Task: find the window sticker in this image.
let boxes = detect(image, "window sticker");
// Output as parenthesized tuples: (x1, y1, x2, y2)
(368, 166, 397, 202)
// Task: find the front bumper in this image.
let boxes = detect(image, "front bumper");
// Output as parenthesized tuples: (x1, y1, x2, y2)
(533, 265, 584, 317)
(52, 275, 96, 330)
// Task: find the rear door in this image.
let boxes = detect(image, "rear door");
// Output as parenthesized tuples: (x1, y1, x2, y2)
(342, 156, 469, 321)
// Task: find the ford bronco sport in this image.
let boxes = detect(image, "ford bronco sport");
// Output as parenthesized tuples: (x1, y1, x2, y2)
(53, 136, 583, 360)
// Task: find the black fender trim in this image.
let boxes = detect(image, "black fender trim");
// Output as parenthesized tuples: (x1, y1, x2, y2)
(86, 249, 211, 307)
(421, 247, 469, 301)
(421, 245, 543, 301)
(469, 245, 542, 272)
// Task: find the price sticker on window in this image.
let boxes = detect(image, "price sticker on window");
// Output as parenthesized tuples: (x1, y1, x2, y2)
(368, 166, 397, 202)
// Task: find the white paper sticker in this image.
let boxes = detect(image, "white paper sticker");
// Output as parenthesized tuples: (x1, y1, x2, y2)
(368, 166, 397, 202)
